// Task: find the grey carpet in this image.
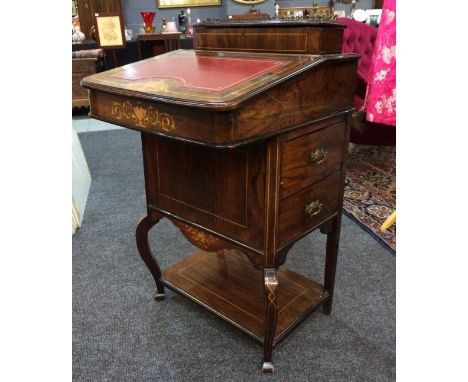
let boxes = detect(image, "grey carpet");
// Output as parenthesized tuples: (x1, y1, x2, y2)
(73, 129, 395, 382)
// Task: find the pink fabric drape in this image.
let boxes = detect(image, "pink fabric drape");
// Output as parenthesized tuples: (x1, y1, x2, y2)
(364, 0, 396, 126)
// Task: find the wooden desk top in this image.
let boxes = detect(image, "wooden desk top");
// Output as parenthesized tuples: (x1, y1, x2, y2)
(82, 49, 354, 110)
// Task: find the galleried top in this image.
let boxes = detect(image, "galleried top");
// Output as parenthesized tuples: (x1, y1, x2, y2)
(195, 19, 343, 28)
(81, 50, 327, 109)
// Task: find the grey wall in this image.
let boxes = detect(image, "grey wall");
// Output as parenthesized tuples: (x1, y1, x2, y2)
(331, 0, 374, 14)
(121, 0, 225, 34)
(121, 0, 375, 34)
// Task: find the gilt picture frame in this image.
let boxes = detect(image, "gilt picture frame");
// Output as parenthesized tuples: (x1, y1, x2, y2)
(157, 0, 221, 9)
(94, 12, 127, 49)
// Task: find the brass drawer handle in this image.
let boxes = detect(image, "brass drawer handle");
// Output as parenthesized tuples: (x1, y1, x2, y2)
(305, 200, 322, 217)
(310, 148, 327, 165)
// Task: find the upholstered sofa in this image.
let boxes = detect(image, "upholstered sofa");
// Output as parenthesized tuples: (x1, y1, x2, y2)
(338, 17, 395, 145)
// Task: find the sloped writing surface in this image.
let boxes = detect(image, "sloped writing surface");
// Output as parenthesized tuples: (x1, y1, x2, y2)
(82, 50, 323, 108)
(111, 54, 287, 92)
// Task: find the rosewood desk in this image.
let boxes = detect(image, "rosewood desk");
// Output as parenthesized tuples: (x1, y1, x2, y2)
(82, 48, 358, 372)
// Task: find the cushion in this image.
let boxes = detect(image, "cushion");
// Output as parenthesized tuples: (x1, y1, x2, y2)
(72, 49, 105, 59)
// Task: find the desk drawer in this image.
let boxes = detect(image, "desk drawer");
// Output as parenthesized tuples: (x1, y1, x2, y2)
(280, 122, 345, 199)
(196, 31, 308, 53)
(278, 172, 341, 247)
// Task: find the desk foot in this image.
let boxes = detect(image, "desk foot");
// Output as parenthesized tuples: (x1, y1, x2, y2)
(154, 292, 166, 301)
(322, 303, 332, 316)
(262, 362, 275, 373)
(136, 214, 165, 298)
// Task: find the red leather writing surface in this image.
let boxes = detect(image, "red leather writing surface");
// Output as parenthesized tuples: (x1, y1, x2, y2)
(83, 50, 325, 107)
(111, 53, 288, 92)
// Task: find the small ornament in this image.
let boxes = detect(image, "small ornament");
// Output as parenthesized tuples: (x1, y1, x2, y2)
(141, 11, 156, 33)
(72, 16, 86, 43)
(178, 10, 187, 35)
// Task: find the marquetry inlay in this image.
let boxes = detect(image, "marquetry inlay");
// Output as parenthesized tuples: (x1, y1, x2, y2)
(174, 221, 226, 252)
(264, 269, 278, 306)
(111, 101, 176, 131)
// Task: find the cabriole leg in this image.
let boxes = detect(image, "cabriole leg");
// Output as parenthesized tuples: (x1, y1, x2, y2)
(136, 214, 165, 300)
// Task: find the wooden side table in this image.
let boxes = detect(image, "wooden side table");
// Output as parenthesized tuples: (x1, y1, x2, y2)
(72, 49, 105, 108)
(82, 47, 358, 373)
(137, 32, 181, 60)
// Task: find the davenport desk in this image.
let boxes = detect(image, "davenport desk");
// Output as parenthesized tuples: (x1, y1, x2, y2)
(82, 32, 358, 371)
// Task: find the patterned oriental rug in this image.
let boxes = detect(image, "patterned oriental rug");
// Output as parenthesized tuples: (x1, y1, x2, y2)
(343, 145, 396, 253)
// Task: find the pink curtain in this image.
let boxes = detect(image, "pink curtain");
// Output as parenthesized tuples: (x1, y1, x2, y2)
(364, 0, 396, 126)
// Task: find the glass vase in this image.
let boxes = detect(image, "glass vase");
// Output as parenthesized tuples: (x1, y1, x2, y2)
(140, 12, 156, 33)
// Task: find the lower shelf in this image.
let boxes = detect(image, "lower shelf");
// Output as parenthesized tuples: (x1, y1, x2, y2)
(162, 249, 328, 345)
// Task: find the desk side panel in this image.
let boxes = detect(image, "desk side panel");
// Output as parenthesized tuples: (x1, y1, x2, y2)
(319, 28, 345, 54)
(232, 60, 357, 143)
(142, 134, 266, 251)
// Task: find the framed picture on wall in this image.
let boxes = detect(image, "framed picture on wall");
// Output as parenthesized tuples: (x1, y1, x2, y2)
(94, 12, 126, 49)
(157, 0, 221, 9)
